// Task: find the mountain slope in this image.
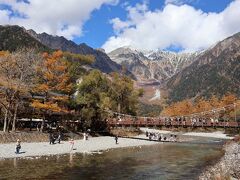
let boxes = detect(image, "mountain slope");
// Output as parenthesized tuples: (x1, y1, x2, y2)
(0, 25, 130, 76)
(28, 30, 130, 75)
(165, 32, 240, 102)
(0, 25, 49, 52)
(108, 47, 198, 83)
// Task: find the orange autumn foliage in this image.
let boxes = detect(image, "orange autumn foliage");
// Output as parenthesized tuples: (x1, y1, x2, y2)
(31, 50, 72, 113)
(161, 93, 239, 117)
(31, 100, 68, 113)
(0, 51, 9, 57)
(34, 50, 72, 93)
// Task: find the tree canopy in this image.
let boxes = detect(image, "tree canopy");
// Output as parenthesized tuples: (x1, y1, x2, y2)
(76, 70, 144, 130)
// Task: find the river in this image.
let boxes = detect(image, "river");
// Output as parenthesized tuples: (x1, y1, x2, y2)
(0, 138, 224, 180)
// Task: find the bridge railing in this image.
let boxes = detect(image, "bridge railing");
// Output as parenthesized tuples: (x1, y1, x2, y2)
(107, 118, 239, 128)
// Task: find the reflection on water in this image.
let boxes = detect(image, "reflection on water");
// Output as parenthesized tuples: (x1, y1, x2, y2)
(0, 142, 223, 180)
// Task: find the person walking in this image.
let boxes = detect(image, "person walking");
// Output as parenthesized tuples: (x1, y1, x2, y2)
(49, 132, 55, 144)
(69, 139, 74, 152)
(15, 139, 21, 154)
(115, 135, 118, 144)
(37, 122, 41, 132)
(57, 131, 62, 144)
(83, 132, 86, 140)
(86, 133, 89, 140)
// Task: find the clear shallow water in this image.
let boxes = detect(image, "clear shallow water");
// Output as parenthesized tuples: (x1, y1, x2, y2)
(0, 140, 224, 180)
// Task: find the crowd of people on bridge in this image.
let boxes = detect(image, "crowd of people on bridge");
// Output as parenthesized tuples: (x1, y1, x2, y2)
(109, 116, 236, 127)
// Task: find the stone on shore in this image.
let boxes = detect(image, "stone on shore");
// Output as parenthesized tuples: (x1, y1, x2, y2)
(199, 142, 240, 180)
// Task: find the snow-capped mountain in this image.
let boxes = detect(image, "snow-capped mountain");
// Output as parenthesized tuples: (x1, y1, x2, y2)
(108, 47, 199, 84)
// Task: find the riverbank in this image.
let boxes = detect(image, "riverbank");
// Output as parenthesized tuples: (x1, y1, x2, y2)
(0, 136, 159, 159)
(199, 141, 240, 179)
(140, 128, 234, 139)
(0, 129, 234, 159)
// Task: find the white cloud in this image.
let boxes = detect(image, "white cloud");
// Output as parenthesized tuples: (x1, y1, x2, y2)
(102, 0, 240, 53)
(0, 9, 11, 24)
(165, 0, 196, 5)
(0, 0, 118, 39)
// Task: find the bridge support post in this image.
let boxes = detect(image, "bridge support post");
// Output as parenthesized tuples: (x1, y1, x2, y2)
(234, 103, 237, 130)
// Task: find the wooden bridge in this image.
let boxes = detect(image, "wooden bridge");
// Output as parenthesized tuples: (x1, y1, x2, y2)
(107, 118, 240, 128)
(106, 102, 240, 129)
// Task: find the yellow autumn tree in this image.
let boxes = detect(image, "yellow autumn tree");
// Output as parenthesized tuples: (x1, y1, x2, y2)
(220, 93, 238, 120)
(161, 99, 195, 116)
(0, 49, 40, 132)
(209, 95, 221, 108)
(194, 98, 212, 113)
(221, 93, 237, 106)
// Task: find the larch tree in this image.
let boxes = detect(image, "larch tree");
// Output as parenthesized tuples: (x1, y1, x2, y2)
(209, 95, 221, 108)
(76, 70, 143, 130)
(109, 72, 144, 115)
(194, 98, 212, 113)
(0, 49, 40, 132)
(76, 70, 111, 130)
(31, 50, 72, 131)
(220, 93, 238, 120)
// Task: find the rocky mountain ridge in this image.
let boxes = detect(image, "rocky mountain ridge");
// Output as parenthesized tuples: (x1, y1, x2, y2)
(0, 25, 49, 52)
(0, 25, 128, 75)
(108, 47, 199, 83)
(27, 29, 130, 75)
(165, 32, 240, 102)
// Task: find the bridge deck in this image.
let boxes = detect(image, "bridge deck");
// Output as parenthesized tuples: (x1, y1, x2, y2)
(107, 119, 240, 128)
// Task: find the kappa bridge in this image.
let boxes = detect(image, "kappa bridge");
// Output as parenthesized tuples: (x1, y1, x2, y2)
(107, 118, 240, 128)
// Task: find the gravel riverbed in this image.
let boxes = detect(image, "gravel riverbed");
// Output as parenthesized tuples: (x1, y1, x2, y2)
(199, 142, 240, 180)
(0, 136, 159, 159)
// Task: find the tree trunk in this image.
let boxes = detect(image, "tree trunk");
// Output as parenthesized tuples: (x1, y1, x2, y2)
(3, 109, 8, 132)
(6, 112, 12, 132)
(12, 102, 19, 132)
(41, 113, 45, 132)
(118, 103, 121, 113)
(41, 92, 48, 132)
(29, 117, 32, 131)
(3, 102, 10, 132)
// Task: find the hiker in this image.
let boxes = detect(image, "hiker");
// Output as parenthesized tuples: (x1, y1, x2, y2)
(69, 139, 74, 152)
(15, 139, 21, 154)
(174, 135, 177, 142)
(149, 133, 152, 140)
(158, 135, 162, 141)
(146, 131, 149, 137)
(86, 133, 89, 140)
(37, 122, 41, 132)
(49, 132, 55, 144)
(57, 131, 62, 144)
(83, 132, 86, 140)
(115, 135, 118, 144)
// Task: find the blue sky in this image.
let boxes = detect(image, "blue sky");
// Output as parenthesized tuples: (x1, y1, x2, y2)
(0, 0, 239, 52)
(76, 0, 234, 49)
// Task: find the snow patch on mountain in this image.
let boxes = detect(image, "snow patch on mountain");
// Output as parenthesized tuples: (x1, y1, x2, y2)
(108, 47, 199, 83)
(150, 89, 161, 101)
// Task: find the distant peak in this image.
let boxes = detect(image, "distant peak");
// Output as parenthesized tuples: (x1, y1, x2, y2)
(79, 43, 90, 48)
(96, 48, 105, 53)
